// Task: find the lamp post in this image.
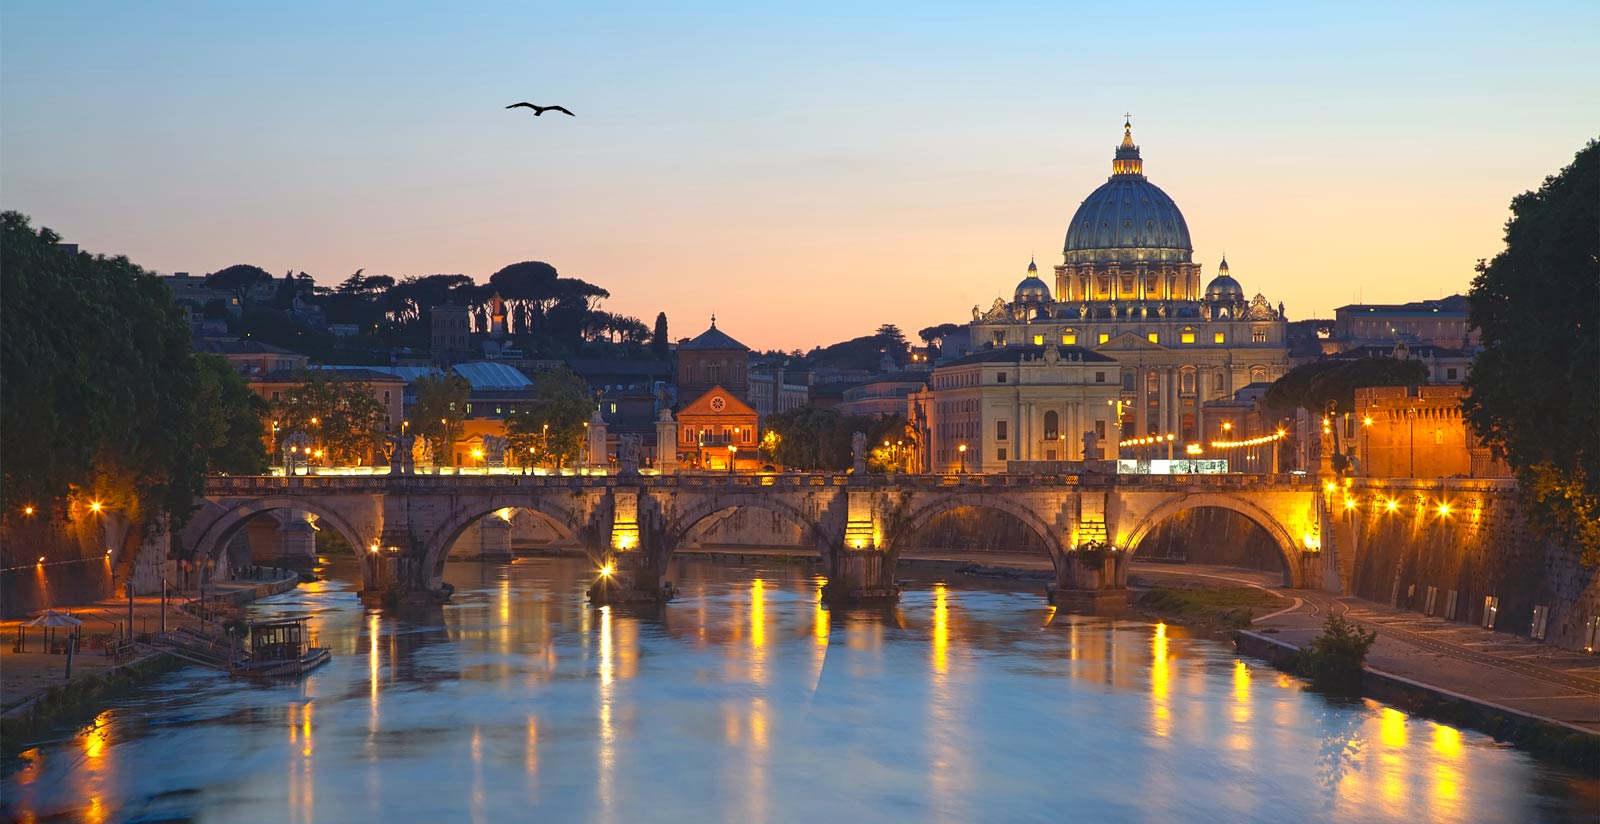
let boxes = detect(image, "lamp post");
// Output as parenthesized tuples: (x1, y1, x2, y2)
(728, 445, 737, 475)
(958, 443, 967, 474)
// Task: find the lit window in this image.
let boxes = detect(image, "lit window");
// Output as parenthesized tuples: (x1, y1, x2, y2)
(1098, 333, 1110, 345)
(1252, 328, 1267, 343)
(1062, 331, 1077, 345)
(1147, 333, 1159, 344)
(1180, 330, 1195, 344)
(1032, 334, 1044, 345)
(1213, 332, 1225, 344)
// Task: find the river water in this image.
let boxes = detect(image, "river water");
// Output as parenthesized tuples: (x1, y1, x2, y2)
(4, 557, 1594, 822)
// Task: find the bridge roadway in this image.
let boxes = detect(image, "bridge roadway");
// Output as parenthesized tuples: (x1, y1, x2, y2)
(174, 471, 1329, 607)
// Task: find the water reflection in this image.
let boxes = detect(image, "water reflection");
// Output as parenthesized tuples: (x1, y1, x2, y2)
(1, 557, 1592, 823)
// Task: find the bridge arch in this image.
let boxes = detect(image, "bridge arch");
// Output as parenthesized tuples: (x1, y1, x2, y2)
(663, 494, 833, 560)
(892, 493, 1067, 570)
(188, 496, 368, 567)
(1120, 493, 1302, 587)
(421, 494, 590, 579)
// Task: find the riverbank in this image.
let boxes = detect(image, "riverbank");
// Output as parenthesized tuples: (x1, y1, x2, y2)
(0, 568, 300, 758)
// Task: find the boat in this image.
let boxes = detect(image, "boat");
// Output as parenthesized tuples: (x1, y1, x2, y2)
(230, 618, 331, 677)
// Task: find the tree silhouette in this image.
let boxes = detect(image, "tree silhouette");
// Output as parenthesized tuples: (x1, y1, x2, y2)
(652, 312, 670, 359)
(205, 263, 272, 313)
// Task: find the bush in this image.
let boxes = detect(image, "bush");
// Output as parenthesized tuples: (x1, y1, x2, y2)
(1296, 615, 1377, 697)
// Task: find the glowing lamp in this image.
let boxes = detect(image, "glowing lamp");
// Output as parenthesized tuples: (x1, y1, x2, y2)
(1385, 499, 1399, 513)
(90, 501, 103, 513)
(1437, 503, 1451, 517)
(599, 563, 615, 578)
(23, 505, 34, 516)
(37, 556, 45, 564)
(1344, 498, 1357, 511)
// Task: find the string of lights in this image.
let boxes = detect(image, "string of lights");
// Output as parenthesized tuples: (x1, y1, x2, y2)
(1208, 430, 1287, 449)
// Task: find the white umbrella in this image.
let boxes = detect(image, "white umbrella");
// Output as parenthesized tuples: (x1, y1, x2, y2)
(26, 610, 82, 628)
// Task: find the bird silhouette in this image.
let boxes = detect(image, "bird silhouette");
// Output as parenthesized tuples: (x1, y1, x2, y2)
(506, 103, 574, 116)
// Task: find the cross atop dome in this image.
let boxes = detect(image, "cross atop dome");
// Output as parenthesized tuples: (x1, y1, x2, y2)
(1112, 117, 1143, 176)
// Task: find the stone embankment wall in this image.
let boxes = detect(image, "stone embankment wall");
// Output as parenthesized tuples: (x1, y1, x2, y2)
(1342, 480, 1598, 651)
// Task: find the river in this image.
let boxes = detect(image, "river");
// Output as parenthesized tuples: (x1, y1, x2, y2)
(4, 557, 1594, 822)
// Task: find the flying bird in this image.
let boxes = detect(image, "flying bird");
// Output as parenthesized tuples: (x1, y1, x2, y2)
(506, 103, 574, 116)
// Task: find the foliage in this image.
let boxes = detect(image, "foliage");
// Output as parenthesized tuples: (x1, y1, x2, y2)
(204, 263, 272, 312)
(1263, 358, 1427, 417)
(270, 370, 387, 465)
(1463, 140, 1600, 564)
(1295, 615, 1377, 697)
(506, 366, 593, 468)
(918, 323, 964, 347)
(651, 312, 670, 359)
(761, 407, 908, 470)
(0, 212, 233, 526)
(192, 354, 269, 474)
(409, 372, 471, 466)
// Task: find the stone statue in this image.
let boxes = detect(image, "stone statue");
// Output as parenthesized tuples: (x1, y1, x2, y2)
(972, 304, 981, 322)
(851, 431, 868, 474)
(1081, 429, 1100, 461)
(1042, 343, 1060, 365)
(400, 433, 417, 473)
(618, 433, 642, 476)
(482, 434, 508, 468)
(1157, 303, 1167, 318)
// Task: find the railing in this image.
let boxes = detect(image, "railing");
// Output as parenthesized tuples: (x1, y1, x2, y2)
(206, 470, 1321, 496)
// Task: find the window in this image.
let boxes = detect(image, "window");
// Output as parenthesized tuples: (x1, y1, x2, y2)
(742, 428, 753, 444)
(1213, 372, 1224, 392)
(1181, 370, 1195, 393)
(1213, 332, 1225, 344)
(1062, 331, 1077, 345)
(1032, 334, 1044, 345)
(1252, 328, 1267, 343)
(996, 421, 1008, 441)
(996, 372, 1007, 383)
(1097, 333, 1110, 345)
(682, 426, 695, 443)
(1249, 367, 1267, 383)
(1446, 367, 1458, 380)
(1095, 371, 1106, 383)
(1147, 332, 1159, 344)
(1122, 371, 1135, 391)
(993, 331, 1007, 346)
(609, 402, 617, 414)
(997, 447, 1007, 461)
(1044, 410, 1059, 439)
(1180, 329, 1194, 344)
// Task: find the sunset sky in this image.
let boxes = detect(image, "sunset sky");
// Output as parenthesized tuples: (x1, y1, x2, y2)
(4, 1, 1595, 351)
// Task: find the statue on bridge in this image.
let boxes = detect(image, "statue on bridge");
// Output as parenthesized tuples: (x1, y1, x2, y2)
(851, 431, 868, 474)
(481, 435, 509, 468)
(618, 433, 642, 477)
(1081, 429, 1100, 463)
(386, 432, 419, 474)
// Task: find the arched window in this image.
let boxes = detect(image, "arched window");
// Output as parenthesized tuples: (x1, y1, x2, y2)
(1181, 369, 1195, 394)
(1250, 366, 1268, 383)
(1214, 371, 1225, 392)
(1044, 410, 1059, 440)
(1122, 371, 1135, 391)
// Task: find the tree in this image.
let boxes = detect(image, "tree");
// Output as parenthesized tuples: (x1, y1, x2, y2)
(651, 312, 670, 359)
(205, 263, 272, 313)
(272, 370, 387, 466)
(918, 323, 963, 347)
(409, 372, 471, 466)
(1264, 358, 1426, 418)
(192, 354, 269, 474)
(507, 366, 593, 468)
(1464, 140, 1600, 562)
(761, 407, 907, 470)
(2, 211, 207, 527)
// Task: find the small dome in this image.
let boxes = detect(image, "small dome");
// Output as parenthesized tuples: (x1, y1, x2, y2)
(1015, 275, 1052, 304)
(1204, 274, 1244, 302)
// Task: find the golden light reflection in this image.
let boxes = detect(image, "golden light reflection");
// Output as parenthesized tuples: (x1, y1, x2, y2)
(813, 585, 830, 647)
(750, 579, 766, 650)
(471, 726, 485, 824)
(1432, 724, 1461, 757)
(1151, 623, 1170, 738)
(526, 716, 540, 782)
(597, 605, 615, 823)
(1431, 725, 1464, 818)
(932, 583, 949, 675)
(82, 710, 111, 763)
(1380, 707, 1408, 748)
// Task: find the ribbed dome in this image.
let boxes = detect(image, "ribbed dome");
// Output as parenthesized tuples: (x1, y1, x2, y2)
(1015, 275, 1052, 304)
(1062, 122, 1192, 266)
(1204, 274, 1244, 301)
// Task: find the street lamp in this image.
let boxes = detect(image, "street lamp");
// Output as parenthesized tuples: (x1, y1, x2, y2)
(728, 445, 737, 475)
(958, 443, 967, 474)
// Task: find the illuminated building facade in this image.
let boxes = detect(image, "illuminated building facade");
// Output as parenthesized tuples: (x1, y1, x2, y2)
(958, 120, 1292, 446)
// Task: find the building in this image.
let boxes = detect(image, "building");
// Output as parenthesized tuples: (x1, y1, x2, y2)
(1334, 295, 1473, 350)
(908, 345, 1122, 473)
(194, 338, 308, 377)
(675, 385, 759, 470)
(430, 304, 473, 364)
(748, 364, 810, 417)
(1337, 341, 1473, 385)
(962, 120, 1291, 444)
(1353, 386, 1509, 478)
(836, 373, 928, 417)
(676, 317, 749, 402)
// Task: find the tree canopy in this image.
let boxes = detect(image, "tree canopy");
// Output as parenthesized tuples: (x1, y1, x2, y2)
(760, 407, 908, 471)
(409, 372, 471, 466)
(271, 370, 388, 466)
(1463, 140, 1600, 561)
(507, 366, 593, 468)
(1264, 358, 1427, 417)
(1, 212, 261, 527)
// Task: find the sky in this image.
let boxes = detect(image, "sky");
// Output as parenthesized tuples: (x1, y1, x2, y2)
(3, 1, 1596, 351)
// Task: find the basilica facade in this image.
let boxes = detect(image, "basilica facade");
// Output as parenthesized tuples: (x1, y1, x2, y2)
(913, 122, 1291, 473)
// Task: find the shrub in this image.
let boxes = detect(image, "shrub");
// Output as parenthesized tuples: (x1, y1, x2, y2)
(1296, 615, 1377, 697)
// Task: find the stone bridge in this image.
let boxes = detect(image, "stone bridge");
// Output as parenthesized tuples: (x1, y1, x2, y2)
(177, 472, 1333, 607)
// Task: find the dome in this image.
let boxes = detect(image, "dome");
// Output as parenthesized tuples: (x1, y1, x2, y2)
(1204, 274, 1244, 302)
(1015, 275, 1052, 304)
(1062, 122, 1193, 266)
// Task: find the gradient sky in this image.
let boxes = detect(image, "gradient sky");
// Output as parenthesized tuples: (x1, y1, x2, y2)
(3, 1, 1596, 351)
